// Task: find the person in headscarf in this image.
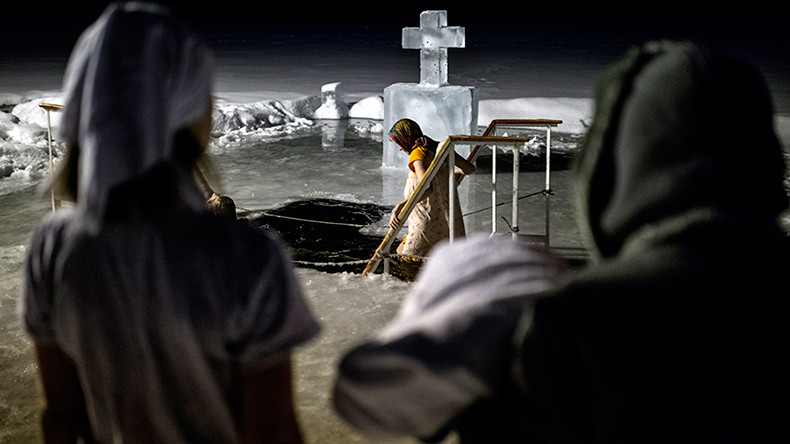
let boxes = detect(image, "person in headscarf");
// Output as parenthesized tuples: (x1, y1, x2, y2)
(21, 3, 319, 443)
(387, 118, 476, 259)
(333, 41, 790, 442)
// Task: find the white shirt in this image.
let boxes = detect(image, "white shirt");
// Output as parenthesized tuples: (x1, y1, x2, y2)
(23, 207, 319, 443)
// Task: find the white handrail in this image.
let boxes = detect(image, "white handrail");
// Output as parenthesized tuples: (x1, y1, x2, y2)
(364, 119, 564, 275)
(362, 134, 533, 275)
(39, 103, 63, 212)
(471, 119, 561, 243)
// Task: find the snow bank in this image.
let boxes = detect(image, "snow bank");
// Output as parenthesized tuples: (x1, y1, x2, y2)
(11, 96, 63, 129)
(346, 95, 593, 134)
(0, 97, 64, 182)
(0, 93, 26, 107)
(4, 89, 785, 188)
(349, 96, 384, 120)
(211, 96, 319, 147)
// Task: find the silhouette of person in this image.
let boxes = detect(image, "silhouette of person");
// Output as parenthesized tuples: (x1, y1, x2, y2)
(507, 40, 790, 442)
(21, 3, 319, 443)
(333, 41, 790, 442)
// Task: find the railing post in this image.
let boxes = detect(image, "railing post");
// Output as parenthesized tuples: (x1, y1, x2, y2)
(545, 125, 552, 192)
(511, 144, 520, 239)
(544, 125, 552, 247)
(448, 141, 455, 242)
(39, 103, 63, 212)
(46, 108, 55, 212)
(491, 144, 497, 236)
(545, 191, 551, 248)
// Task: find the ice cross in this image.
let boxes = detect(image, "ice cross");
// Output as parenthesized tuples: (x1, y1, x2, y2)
(402, 10, 465, 86)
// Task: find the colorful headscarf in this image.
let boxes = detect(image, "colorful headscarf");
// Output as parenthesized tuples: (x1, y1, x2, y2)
(389, 118, 425, 153)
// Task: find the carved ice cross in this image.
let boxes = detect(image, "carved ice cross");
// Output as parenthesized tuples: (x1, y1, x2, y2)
(402, 10, 465, 86)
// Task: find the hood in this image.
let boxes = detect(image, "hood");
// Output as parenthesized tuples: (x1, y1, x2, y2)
(574, 41, 787, 262)
(56, 2, 213, 222)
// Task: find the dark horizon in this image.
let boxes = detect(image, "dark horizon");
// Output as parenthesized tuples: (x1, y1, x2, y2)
(4, 0, 788, 113)
(7, 0, 788, 40)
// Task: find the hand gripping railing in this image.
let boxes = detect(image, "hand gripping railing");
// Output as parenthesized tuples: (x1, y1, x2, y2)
(361, 134, 533, 276)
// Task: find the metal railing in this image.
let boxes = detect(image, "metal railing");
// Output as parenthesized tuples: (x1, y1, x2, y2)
(363, 119, 562, 276)
(471, 119, 561, 241)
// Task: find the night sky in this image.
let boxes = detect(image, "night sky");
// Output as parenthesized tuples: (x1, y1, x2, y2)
(4, 0, 788, 111)
(6, 0, 788, 44)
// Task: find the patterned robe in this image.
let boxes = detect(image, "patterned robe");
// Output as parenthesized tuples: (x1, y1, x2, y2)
(400, 146, 465, 258)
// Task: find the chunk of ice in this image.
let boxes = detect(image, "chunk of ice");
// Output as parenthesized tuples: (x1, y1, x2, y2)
(314, 82, 349, 120)
(383, 83, 478, 168)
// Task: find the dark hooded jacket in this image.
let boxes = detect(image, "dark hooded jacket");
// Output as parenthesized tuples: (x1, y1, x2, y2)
(510, 41, 790, 442)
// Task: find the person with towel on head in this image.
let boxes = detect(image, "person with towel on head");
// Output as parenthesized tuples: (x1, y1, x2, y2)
(21, 3, 319, 443)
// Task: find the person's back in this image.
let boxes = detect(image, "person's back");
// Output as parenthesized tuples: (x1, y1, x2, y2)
(21, 4, 319, 442)
(518, 236, 790, 441)
(27, 166, 316, 442)
(512, 41, 790, 441)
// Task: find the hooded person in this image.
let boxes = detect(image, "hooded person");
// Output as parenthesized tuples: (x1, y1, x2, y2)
(21, 3, 319, 443)
(509, 41, 790, 441)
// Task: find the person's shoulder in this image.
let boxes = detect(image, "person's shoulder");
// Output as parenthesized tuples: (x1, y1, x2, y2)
(408, 146, 430, 172)
(192, 211, 291, 258)
(34, 207, 79, 230)
(28, 208, 80, 249)
(25, 209, 85, 285)
(409, 146, 429, 162)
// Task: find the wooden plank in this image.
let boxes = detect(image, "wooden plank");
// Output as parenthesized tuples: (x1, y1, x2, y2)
(39, 103, 63, 112)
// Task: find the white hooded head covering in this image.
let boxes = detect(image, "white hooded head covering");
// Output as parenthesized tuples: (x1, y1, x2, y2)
(58, 1, 213, 221)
